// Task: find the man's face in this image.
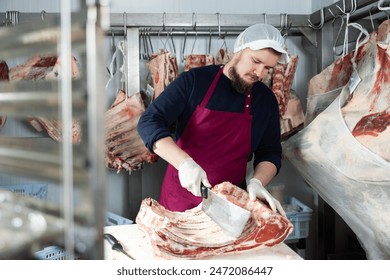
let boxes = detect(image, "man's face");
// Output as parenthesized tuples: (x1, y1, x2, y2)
(229, 48, 281, 94)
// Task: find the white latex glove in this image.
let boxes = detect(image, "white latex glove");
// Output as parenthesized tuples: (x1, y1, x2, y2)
(247, 178, 286, 217)
(178, 158, 211, 196)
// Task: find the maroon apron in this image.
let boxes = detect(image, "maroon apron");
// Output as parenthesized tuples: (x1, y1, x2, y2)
(159, 67, 252, 211)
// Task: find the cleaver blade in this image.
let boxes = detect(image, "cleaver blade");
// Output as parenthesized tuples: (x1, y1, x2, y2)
(201, 184, 251, 239)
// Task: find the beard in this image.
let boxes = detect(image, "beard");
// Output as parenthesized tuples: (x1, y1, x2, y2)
(228, 67, 254, 94)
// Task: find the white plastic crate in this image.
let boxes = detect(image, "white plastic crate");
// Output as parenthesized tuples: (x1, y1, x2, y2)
(284, 196, 312, 240)
(0, 183, 48, 200)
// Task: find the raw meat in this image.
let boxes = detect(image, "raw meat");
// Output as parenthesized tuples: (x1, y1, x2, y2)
(342, 42, 390, 161)
(271, 55, 304, 138)
(105, 90, 158, 173)
(0, 60, 9, 81)
(377, 19, 390, 43)
(0, 60, 10, 128)
(9, 55, 80, 81)
(148, 50, 179, 100)
(215, 48, 233, 65)
(183, 54, 215, 71)
(136, 181, 293, 259)
(26, 117, 81, 144)
(305, 28, 381, 126)
(9, 54, 81, 143)
(282, 41, 390, 259)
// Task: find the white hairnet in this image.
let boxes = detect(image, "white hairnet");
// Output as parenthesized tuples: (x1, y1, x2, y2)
(234, 23, 290, 64)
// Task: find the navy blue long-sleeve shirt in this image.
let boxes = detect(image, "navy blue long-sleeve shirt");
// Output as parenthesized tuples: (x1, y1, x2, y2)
(137, 65, 282, 173)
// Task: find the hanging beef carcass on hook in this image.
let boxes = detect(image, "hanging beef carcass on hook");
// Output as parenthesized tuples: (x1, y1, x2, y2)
(304, 21, 385, 126)
(105, 90, 158, 173)
(271, 55, 304, 139)
(0, 60, 10, 128)
(215, 48, 234, 65)
(8, 54, 82, 143)
(260, 54, 304, 139)
(184, 54, 215, 71)
(148, 50, 179, 100)
(282, 37, 390, 259)
(183, 31, 215, 71)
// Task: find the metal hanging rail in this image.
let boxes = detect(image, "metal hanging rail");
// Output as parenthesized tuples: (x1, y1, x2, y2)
(309, 0, 388, 26)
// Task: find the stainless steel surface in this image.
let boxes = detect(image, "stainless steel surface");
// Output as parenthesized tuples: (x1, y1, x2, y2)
(0, 81, 86, 117)
(126, 28, 140, 95)
(109, 13, 308, 29)
(201, 185, 251, 239)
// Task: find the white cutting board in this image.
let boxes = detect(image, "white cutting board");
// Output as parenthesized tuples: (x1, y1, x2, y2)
(104, 224, 302, 260)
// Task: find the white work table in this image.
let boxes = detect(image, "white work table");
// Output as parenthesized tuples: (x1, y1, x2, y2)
(104, 224, 303, 260)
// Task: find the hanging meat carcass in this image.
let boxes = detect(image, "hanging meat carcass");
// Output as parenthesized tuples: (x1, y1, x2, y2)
(304, 20, 390, 126)
(136, 181, 292, 259)
(282, 40, 390, 259)
(183, 54, 215, 71)
(148, 50, 179, 100)
(270, 55, 304, 139)
(215, 48, 233, 65)
(9, 54, 81, 143)
(105, 90, 158, 173)
(0, 60, 10, 128)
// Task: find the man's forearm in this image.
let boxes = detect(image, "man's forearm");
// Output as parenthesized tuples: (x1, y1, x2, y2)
(153, 136, 191, 169)
(252, 161, 277, 186)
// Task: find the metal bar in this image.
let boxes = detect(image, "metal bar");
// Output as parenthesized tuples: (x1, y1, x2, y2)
(109, 13, 308, 29)
(0, 82, 86, 117)
(0, 146, 88, 186)
(110, 29, 303, 37)
(126, 28, 140, 94)
(60, 0, 75, 261)
(309, 0, 380, 26)
(85, 0, 109, 260)
(0, 17, 85, 59)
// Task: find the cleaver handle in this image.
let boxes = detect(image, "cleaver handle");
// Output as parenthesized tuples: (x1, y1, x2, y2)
(200, 183, 208, 199)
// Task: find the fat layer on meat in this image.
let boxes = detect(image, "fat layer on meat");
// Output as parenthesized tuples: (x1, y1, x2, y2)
(136, 181, 293, 259)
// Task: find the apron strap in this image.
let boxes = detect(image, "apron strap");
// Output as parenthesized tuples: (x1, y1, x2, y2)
(200, 66, 252, 115)
(200, 67, 224, 107)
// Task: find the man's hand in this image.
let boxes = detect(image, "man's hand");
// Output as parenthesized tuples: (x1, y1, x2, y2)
(247, 178, 286, 217)
(178, 158, 211, 196)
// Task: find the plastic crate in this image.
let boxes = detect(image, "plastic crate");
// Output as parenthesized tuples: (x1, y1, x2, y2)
(34, 246, 69, 260)
(105, 211, 133, 226)
(284, 196, 312, 240)
(0, 183, 48, 200)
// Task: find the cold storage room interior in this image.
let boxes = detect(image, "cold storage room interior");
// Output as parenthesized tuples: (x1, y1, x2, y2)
(0, 0, 389, 260)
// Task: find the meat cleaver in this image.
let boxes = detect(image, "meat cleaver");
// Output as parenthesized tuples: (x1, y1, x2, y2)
(201, 184, 251, 239)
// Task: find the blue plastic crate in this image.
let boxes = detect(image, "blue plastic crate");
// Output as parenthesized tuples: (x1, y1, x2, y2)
(34, 246, 69, 260)
(0, 183, 48, 200)
(284, 196, 312, 240)
(105, 211, 133, 226)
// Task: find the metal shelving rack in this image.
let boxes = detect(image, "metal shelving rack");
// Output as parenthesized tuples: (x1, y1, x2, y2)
(0, 0, 109, 259)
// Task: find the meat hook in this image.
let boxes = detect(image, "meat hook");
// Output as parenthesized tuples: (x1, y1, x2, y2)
(308, 8, 324, 30)
(328, 8, 344, 57)
(336, 0, 357, 15)
(40, 10, 46, 22)
(378, 0, 390, 11)
(170, 28, 176, 55)
(148, 28, 154, 57)
(181, 30, 187, 62)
